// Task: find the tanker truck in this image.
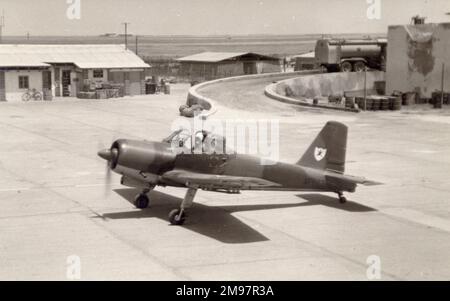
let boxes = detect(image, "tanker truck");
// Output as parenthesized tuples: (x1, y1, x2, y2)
(315, 38, 387, 72)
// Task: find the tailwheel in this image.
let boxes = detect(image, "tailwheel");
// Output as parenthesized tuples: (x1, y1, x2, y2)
(337, 192, 347, 204)
(134, 193, 149, 209)
(169, 209, 186, 225)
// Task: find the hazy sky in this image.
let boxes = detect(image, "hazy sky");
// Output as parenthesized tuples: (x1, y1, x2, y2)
(1, 0, 450, 36)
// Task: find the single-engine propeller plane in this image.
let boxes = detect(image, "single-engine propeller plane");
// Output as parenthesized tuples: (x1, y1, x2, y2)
(98, 121, 379, 225)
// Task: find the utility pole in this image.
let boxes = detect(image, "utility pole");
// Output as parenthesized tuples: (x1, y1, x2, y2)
(122, 22, 130, 50)
(364, 66, 367, 111)
(441, 63, 445, 109)
(0, 10, 5, 44)
(135, 35, 138, 55)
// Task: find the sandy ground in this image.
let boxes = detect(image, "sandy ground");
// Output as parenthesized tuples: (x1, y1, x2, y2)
(1, 81, 450, 280)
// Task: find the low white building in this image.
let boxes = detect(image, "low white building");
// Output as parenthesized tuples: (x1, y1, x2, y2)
(0, 44, 150, 101)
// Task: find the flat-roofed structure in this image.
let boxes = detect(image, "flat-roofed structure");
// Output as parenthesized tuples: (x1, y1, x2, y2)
(177, 52, 281, 81)
(0, 44, 150, 101)
(386, 22, 450, 98)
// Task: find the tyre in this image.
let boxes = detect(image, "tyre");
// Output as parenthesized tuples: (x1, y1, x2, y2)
(179, 104, 188, 113)
(168, 209, 185, 225)
(353, 61, 366, 72)
(134, 194, 149, 209)
(33, 92, 43, 100)
(22, 93, 31, 102)
(340, 61, 353, 72)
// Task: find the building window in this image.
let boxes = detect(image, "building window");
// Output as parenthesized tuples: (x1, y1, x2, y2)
(82, 69, 89, 80)
(93, 69, 104, 78)
(19, 76, 29, 89)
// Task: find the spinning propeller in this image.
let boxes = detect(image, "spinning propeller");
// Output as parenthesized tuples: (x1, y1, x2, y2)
(97, 145, 119, 196)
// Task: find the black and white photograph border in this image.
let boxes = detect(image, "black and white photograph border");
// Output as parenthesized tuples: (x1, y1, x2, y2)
(0, 0, 450, 282)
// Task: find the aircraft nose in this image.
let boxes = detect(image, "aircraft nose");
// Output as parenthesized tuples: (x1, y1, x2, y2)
(98, 149, 112, 161)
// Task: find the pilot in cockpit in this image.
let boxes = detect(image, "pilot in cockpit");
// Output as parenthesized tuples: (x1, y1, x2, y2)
(193, 130, 208, 153)
(165, 129, 226, 155)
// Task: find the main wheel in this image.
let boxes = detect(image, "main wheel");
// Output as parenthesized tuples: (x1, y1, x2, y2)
(168, 209, 186, 225)
(134, 194, 149, 209)
(354, 61, 366, 72)
(339, 196, 347, 204)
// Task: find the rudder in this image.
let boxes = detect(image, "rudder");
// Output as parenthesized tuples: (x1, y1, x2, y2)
(297, 121, 347, 173)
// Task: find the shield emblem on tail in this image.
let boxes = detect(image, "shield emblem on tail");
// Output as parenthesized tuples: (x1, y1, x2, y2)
(314, 147, 327, 161)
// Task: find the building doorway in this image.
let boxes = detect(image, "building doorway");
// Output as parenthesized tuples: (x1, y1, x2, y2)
(42, 71, 52, 100)
(243, 62, 257, 75)
(128, 71, 142, 96)
(42, 71, 51, 89)
(62, 70, 71, 97)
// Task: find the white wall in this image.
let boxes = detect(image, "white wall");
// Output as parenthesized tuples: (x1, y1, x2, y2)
(386, 23, 450, 98)
(274, 71, 385, 99)
(258, 61, 282, 74)
(5, 70, 43, 102)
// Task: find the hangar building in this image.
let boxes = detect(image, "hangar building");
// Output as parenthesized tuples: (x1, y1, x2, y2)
(177, 52, 281, 81)
(0, 44, 150, 101)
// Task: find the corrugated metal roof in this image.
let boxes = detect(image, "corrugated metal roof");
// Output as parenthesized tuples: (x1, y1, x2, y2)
(0, 60, 50, 68)
(292, 52, 315, 59)
(177, 52, 248, 62)
(177, 51, 279, 63)
(0, 44, 150, 69)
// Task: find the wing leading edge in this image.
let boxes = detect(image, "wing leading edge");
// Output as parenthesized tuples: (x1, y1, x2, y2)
(161, 169, 282, 190)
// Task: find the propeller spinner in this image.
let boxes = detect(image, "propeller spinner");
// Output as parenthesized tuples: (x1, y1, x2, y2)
(98, 146, 119, 196)
(97, 147, 119, 168)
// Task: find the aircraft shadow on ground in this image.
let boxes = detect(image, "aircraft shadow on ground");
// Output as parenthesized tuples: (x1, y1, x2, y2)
(296, 194, 377, 212)
(101, 189, 376, 244)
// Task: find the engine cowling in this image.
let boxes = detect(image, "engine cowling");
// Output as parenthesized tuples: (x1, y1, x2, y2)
(111, 139, 176, 174)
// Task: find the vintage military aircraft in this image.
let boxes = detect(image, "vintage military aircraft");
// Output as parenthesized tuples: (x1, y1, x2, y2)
(98, 121, 379, 225)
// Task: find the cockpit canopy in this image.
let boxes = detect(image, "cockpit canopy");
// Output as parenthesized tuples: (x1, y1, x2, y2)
(165, 129, 227, 155)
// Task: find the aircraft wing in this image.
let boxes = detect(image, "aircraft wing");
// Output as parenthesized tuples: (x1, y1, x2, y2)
(161, 169, 282, 190)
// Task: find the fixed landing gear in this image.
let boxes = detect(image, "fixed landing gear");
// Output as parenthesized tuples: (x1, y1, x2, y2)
(168, 187, 197, 225)
(134, 189, 151, 209)
(168, 209, 185, 225)
(337, 192, 347, 204)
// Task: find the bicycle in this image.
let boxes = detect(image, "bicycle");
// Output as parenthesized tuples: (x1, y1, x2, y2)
(22, 88, 43, 101)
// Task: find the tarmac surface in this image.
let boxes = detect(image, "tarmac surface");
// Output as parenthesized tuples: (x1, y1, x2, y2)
(1, 80, 450, 280)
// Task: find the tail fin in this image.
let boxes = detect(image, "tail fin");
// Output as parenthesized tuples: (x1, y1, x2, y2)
(297, 121, 347, 173)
